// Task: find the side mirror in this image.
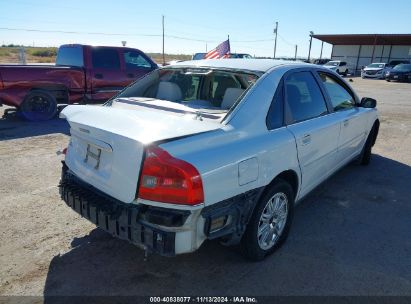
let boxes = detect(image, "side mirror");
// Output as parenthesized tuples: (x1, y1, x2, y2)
(360, 97, 377, 108)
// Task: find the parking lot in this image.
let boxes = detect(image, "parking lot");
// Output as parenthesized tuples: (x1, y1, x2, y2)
(0, 77, 410, 296)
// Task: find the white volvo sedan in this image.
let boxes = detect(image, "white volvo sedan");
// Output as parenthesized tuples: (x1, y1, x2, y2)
(59, 59, 379, 260)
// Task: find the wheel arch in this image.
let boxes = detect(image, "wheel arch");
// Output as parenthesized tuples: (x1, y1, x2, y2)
(265, 169, 299, 200)
(29, 85, 69, 104)
(201, 169, 300, 246)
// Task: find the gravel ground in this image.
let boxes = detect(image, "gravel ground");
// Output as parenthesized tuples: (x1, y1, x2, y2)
(0, 78, 410, 296)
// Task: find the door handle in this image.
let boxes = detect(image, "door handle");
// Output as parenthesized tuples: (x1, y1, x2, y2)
(302, 134, 311, 145)
(343, 119, 349, 127)
(94, 73, 103, 79)
(127, 73, 135, 78)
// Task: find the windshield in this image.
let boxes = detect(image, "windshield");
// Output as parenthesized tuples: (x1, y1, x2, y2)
(325, 61, 339, 66)
(393, 64, 411, 71)
(107, 67, 259, 113)
(367, 63, 384, 68)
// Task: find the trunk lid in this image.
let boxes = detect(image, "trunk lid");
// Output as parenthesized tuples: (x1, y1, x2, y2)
(61, 104, 221, 203)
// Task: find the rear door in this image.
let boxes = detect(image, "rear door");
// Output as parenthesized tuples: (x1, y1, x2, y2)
(317, 72, 366, 166)
(122, 49, 156, 84)
(284, 70, 340, 197)
(90, 47, 125, 101)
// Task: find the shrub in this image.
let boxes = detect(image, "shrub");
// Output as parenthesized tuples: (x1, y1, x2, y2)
(31, 49, 57, 57)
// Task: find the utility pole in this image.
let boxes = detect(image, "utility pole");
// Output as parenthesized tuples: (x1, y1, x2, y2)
(19, 46, 26, 65)
(294, 45, 298, 61)
(162, 15, 165, 65)
(273, 22, 278, 59)
(319, 41, 324, 59)
(308, 31, 314, 62)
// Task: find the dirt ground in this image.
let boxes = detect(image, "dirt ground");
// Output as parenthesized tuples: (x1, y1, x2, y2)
(0, 78, 410, 297)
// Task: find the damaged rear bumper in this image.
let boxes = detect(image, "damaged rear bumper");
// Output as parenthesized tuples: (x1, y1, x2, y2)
(59, 163, 177, 256)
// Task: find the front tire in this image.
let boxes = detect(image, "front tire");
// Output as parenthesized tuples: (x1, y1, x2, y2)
(241, 179, 294, 261)
(20, 90, 57, 121)
(359, 127, 377, 166)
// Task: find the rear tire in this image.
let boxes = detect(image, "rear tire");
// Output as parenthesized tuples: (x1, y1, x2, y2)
(241, 179, 294, 261)
(20, 90, 57, 121)
(344, 69, 348, 77)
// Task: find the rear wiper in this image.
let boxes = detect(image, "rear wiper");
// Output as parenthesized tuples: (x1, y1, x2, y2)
(194, 111, 203, 121)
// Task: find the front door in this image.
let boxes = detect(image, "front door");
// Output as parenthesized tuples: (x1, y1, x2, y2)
(316, 72, 366, 166)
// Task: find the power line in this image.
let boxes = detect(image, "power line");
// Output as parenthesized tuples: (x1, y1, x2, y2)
(0, 27, 161, 37)
(232, 38, 274, 43)
(0, 27, 213, 42)
(277, 33, 295, 47)
(0, 26, 276, 44)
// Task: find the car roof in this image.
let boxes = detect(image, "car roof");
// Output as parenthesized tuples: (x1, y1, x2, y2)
(170, 59, 304, 73)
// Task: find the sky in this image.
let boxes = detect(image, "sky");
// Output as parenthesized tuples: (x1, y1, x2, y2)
(1, 0, 411, 58)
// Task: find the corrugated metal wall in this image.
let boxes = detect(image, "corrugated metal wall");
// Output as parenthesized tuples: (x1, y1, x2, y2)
(331, 45, 411, 75)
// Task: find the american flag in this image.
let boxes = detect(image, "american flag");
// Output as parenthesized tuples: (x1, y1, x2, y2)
(205, 39, 231, 59)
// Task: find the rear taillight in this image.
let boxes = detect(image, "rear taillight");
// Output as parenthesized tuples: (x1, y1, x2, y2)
(137, 146, 204, 205)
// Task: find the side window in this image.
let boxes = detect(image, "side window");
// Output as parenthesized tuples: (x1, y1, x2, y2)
(285, 71, 328, 123)
(92, 48, 120, 69)
(124, 51, 152, 69)
(266, 80, 284, 130)
(318, 73, 355, 111)
(56, 46, 84, 67)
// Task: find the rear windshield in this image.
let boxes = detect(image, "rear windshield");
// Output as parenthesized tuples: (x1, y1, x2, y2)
(56, 46, 84, 67)
(107, 67, 259, 113)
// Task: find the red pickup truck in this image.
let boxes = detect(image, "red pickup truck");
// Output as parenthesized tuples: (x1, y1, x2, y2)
(0, 44, 157, 120)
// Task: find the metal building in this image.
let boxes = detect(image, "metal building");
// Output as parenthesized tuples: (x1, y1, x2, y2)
(313, 34, 411, 75)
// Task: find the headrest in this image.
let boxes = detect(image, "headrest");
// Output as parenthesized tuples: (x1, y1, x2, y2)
(221, 88, 245, 109)
(156, 81, 182, 102)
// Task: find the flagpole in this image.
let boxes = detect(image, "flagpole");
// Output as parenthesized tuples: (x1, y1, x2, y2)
(162, 15, 165, 65)
(273, 22, 278, 59)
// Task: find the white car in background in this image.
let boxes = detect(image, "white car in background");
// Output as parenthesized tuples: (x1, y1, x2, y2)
(324, 60, 349, 76)
(59, 59, 379, 261)
(361, 63, 387, 79)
